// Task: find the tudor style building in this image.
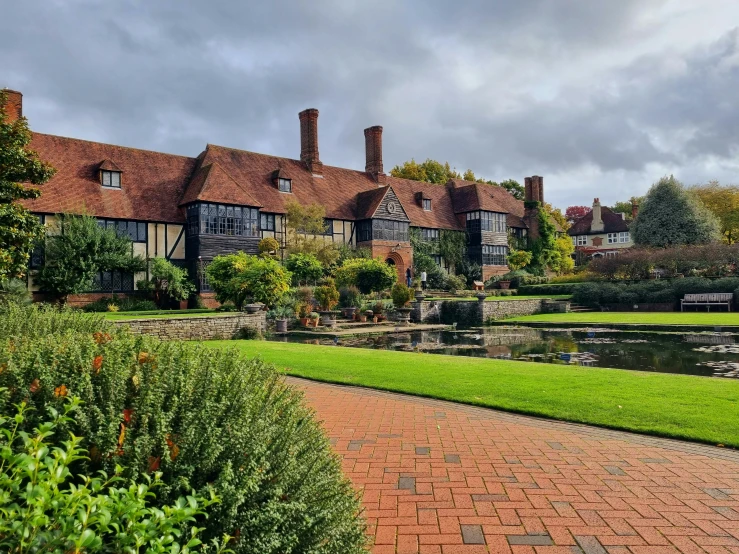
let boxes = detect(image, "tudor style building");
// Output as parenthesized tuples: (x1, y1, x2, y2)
(4, 89, 546, 302)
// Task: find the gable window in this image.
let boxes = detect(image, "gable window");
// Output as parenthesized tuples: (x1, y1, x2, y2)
(421, 228, 439, 241)
(422, 198, 432, 211)
(278, 178, 292, 193)
(607, 233, 618, 244)
(577, 235, 587, 246)
(101, 170, 121, 189)
(261, 213, 275, 231)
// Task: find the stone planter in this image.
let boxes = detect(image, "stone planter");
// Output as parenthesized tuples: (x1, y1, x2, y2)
(343, 306, 357, 319)
(414, 290, 426, 301)
(319, 311, 338, 327)
(475, 292, 488, 301)
(243, 303, 263, 314)
(498, 281, 511, 290)
(275, 319, 288, 333)
(395, 307, 412, 323)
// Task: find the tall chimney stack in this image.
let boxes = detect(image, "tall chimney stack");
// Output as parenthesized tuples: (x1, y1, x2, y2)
(364, 125, 384, 182)
(299, 108, 323, 175)
(591, 198, 604, 232)
(631, 200, 638, 220)
(523, 175, 544, 241)
(1, 89, 23, 123)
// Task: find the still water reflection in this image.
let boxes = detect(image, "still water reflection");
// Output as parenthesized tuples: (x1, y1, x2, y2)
(272, 326, 739, 378)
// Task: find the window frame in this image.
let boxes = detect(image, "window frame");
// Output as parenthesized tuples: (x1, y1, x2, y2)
(577, 235, 587, 246)
(619, 231, 630, 243)
(278, 178, 292, 193)
(422, 198, 432, 211)
(101, 170, 122, 189)
(607, 233, 618, 244)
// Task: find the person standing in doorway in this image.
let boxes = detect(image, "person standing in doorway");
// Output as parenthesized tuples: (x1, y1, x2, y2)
(406, 267, 412, 287)
(421, 270, 427, 291)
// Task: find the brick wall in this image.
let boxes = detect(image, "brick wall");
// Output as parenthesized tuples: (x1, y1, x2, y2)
(111, 313, 266, 340)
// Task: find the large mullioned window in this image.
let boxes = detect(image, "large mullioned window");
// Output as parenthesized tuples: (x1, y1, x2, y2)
(186, 203, 260, 237)
(465, 211, 507, 233)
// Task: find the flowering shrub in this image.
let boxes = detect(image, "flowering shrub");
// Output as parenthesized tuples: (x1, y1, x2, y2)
(0, 308, 367, 554)
(0, 393, 227, 553)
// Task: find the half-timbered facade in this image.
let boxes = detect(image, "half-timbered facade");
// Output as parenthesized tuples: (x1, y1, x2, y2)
(4, 89, 546, 301)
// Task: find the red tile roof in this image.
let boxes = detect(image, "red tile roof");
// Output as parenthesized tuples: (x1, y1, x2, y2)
(24, 134, 528, 231)
(23, 133, 197, 223)
(568, 206, 630, 235)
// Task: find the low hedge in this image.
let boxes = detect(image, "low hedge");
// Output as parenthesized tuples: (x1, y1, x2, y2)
(571, 277, 739, 308)
(517, 283, 579, 295)
(0, 306, 367, 554)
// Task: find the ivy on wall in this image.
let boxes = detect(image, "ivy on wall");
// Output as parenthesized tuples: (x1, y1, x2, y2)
(439, 230, 466, 270)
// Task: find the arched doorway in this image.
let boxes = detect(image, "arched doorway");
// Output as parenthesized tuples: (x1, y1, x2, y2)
(385, 252, 405, 283)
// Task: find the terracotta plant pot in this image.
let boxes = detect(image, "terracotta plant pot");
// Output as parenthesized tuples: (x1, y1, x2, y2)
(359, 315, 367, 322)
(498, 281, 511, 290)
(373, 316, 379, 323)
(300, 317, 309, 326)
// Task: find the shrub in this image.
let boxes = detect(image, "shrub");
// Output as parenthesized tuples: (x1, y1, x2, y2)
(0, 394, 226, 553)
(83, 295, 159, 313)
(285, 253, 323, 285)
(548, 272, 598, 284)
(390, 282, 413, 307)
(0, 311, 367, 554)
(0, 278, 32, 309)
(0, 303, 107, 339)
(137, 258, 195, 308)
(258, 237, 280, 257)
(444, 274, 466, 293)
(314, 280, 340, 311)
(507, 249, 532, 271)
(338, 286, 362, 309)
(517, 283, 578, 295)
(334, 258, 397, 294)
(207, 252, 291, 309)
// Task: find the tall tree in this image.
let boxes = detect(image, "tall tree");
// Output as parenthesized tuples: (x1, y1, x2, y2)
(631, 176, 720, 247)
(0, 91, 56, 281)
(35, 214, 145, 303)
(565, 205, 591, 224)
(284, 200, 339, 266)
(390, 158, 460, 184)
(497, 179, 525, 200)
(689, 181, 739, 244)
(610, 196, 644, 221)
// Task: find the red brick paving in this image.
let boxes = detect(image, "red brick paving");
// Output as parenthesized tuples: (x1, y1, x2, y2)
(289, 378, 739, 554)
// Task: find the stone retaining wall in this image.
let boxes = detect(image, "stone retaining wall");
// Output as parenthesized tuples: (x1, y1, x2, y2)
(412, 298, 545, 325)
(111, 313, 266, 340)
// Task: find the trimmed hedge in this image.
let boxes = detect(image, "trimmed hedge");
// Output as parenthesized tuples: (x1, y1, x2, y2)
(571, 277, 739, 308)
(517, 283, 579, 295)
(0, 306, 367, 554)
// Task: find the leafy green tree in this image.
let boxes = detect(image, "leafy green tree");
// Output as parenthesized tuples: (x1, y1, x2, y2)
(285, 252, 323, 285)
(206, 252, 290, 308)
(390, 158, 460, 184)
(284, 200, 339, 265)
(609, 196, 643, 221)
(0, 91, 56, 281)
(631, 176, 721, 247)
(137, 257, 195, 308)
(334, 257, 397, 294)
(507, 250, 532, 271)
(0, 393, 227, 554)
(689, 181, 739, 244)
(528, 211, 558, 273)
(35, 214, 145, 303)
(497, 179, 525, 200)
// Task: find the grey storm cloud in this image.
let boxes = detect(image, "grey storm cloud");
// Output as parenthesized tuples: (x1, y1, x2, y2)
(1, 0, 738, 207)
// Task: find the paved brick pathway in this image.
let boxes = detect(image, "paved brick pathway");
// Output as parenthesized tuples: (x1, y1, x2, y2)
(290, 378, 739, 554)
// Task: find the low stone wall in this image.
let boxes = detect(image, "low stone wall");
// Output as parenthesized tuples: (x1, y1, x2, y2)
(481, 298, 544, 322)
(413, 298, 545, 325)
(112, 313, 266, 340)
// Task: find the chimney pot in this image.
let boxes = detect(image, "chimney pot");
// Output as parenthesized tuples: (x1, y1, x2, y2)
(299, 108, 322, 175)
(364, 125, 384, 181)
(1, 89, 23, 123)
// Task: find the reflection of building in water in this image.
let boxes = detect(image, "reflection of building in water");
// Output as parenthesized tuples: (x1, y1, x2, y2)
(684, 334, 737, 345)
(485, 345, 513, 357)
(479, 326, 543, 346)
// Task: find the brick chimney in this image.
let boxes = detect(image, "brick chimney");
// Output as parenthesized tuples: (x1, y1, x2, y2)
(631, 200, 639, 220)
(299, 108, 323, 175)
(1, 89, 23, 123)
(364, 125, 385, 183)
(523, 175, 544, 241)
(591, 198, 604, 232)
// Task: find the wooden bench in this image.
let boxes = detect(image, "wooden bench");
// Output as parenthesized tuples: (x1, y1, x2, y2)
(681, 293, 733, 312)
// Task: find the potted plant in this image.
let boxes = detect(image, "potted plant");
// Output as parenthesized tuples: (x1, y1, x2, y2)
(272, 305, 294, 333)
(309, 312, 319, 327)
(363, 309, 373, 322)
(372, 301, 386, 323)
(297, 302, 311, 326)
(314, 279, 340, 327)
(391, 282, 413, 323)
(339, 286, 361, 320)
(243, 298, 264, 313)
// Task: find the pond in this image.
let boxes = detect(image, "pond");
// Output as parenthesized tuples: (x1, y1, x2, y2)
(271, 326, 739, 378)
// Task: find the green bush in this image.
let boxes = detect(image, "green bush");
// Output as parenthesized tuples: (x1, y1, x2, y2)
(137, 258, 196, 308)
(338, 286, 362, 309)
(443, 274, 466, 293)
(517, 283, 577, 295)
(0, 309, 367, 554)
(0, 394, 227, 553)
(0, 303, 107, 338)
(334, 258, 396, 295)
(314, 279, 340, 311)
(83, 295, 159, 313)
(0, 278, 32, 309)
(285, 253, 323, 286)
(207, 253, 291, 309)
(390, 282, 413, 307)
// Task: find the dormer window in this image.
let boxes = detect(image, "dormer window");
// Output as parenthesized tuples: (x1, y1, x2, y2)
(101, 170, 121, 188)
(423, 198, 432, 211)
(278, 178, 292, 193)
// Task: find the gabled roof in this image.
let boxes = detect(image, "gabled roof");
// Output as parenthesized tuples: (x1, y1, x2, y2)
(355, 187, 391, 219)
(179, 162, 262, 207)
(23, 133, 197, 223)
(447, 179, 527, 228)
(98, 159, 122, 172)
(568, 206, 630, 235)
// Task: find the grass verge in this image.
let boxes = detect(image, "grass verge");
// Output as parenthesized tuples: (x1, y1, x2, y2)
(506, 312, 739, 326)
(208, 340, 739, 448)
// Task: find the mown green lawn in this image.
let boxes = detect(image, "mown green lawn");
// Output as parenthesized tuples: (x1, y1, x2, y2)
(208, 340, 739, 448)
(507, 312, 739, 326)
(425, 294, 572, 302)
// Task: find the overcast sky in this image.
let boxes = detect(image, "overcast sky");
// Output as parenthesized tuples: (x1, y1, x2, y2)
(2, 0, 738, 209)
